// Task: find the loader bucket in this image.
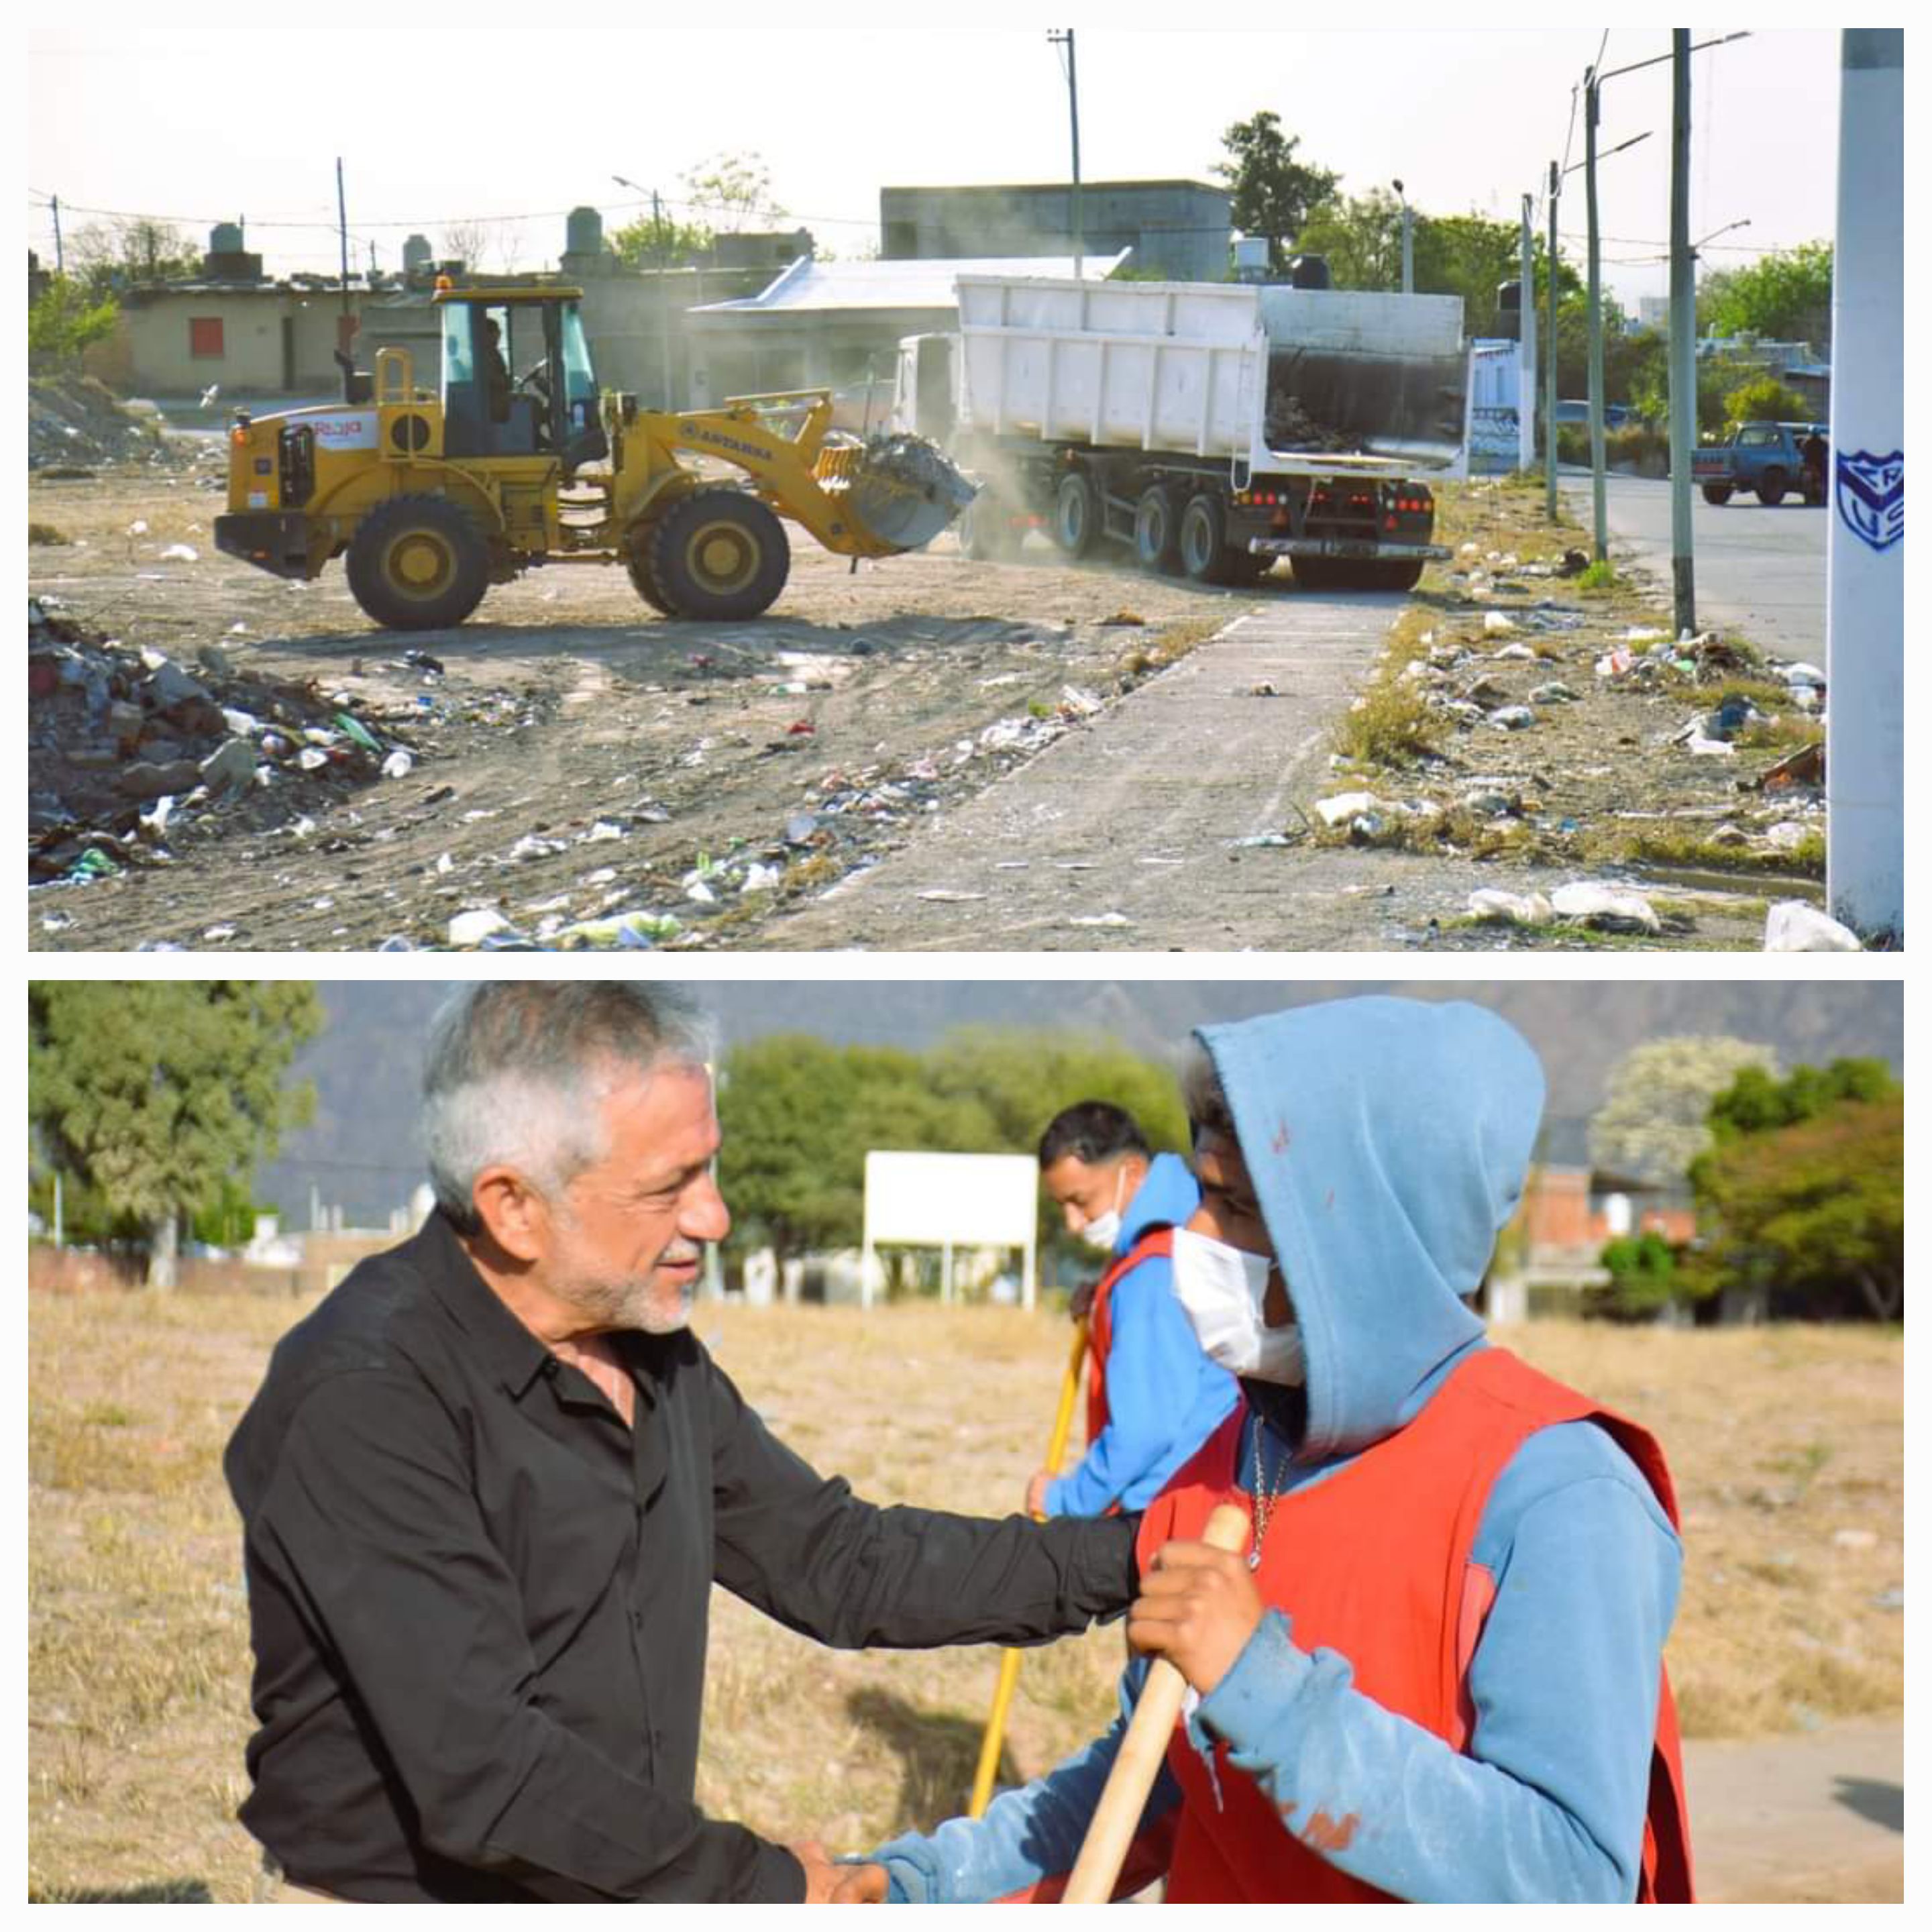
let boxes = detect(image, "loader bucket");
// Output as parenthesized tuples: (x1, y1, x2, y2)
(845, 434, 979, 551)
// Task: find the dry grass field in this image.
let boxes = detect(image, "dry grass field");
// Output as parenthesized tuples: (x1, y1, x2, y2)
(28, 1288, 1902, 1902)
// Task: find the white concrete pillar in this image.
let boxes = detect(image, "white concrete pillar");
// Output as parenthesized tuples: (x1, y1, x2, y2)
(1825, 30, 1904, 938)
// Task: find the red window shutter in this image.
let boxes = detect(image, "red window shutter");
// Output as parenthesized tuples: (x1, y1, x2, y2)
(189, 317, 225, 359)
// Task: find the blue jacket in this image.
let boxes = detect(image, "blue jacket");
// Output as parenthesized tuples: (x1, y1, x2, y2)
(1043, 1153, 1238, 1519)
(874, 998, 1682, 1903)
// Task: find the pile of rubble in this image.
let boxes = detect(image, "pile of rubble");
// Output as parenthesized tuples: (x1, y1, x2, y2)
(28, 598, 424, 888)
(28, 374, 188, 473)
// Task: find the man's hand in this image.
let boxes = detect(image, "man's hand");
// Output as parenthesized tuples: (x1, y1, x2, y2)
(1125, 1536, 1265, 1698)
(792, 1842, 885, 1903)
(1024, 1468, 1055, 1519)
(1069, 1280, 1097, 1323)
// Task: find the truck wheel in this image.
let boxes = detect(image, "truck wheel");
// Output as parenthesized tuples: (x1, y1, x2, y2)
(1701, 484, 1733, 506)
(1053, 472, 1099, 557)
(1178, 492, 1233, 584)
(1756, 468, 1787, 507)
(1133, 486, 1183, 574)
(625, 529, 680, 616)
(345, 494, 490, 631)
(959, 492, 1016, 561)
(649, 490, 790, 621)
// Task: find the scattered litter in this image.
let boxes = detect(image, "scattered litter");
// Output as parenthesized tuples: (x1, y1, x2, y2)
(380, 749, 415, 779)
(1550, 881, 1661, 935)
(159, 543, 199, 562)
(917, 889, 986, 902)
(1764, 901, 1862, 953)
(448, 908, 513, 948)
(1068, 912, 1132, 927)
(1468, 889, 1553, 928)
(1489, 706, 1536, 731)
(1483, 612, 1515, 636)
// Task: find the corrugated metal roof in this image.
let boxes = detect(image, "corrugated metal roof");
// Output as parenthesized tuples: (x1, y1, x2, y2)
(692, 252, 1132, 314)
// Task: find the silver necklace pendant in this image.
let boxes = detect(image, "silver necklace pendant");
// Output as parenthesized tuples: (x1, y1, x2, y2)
(1247, 1547, 1262, 1571)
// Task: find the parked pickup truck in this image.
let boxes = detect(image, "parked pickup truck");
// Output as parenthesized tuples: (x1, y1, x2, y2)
(1693, 420, 1829, 506)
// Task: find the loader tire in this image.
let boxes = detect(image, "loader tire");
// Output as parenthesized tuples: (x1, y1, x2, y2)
(1052, 471, 1099, 558)
(649, 490, 790, 621)
(625, 531, 680, 616)
(1178, 492, 1234, 584)
(345, 494, 490, 631)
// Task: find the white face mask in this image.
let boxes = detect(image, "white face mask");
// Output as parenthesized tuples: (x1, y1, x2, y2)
(1076, 1167, 1130, 1254)
(1169, 1227, 1305, 1385)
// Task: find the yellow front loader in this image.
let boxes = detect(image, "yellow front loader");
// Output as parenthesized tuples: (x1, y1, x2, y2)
(215, 282, 973, 631)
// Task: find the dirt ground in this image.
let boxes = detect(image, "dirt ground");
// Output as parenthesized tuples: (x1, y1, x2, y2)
(28, 457, 1829, 954)
(28, 1287, 1902, 1902)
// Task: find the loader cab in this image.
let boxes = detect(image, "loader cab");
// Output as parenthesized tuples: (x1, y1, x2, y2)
(435, 287, 607, 473)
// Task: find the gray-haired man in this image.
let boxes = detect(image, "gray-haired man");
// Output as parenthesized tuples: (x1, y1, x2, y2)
(224, 983, 1137, 1903)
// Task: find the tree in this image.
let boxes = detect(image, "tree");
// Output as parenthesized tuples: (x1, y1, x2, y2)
(610, 209, 714, 270)
(680, 150, 786, 233)
(29, 982, 323, 1287)
(1697, 241, 1832, 348)
(439, 220, 519, 276)
(1588, 1036, 1780, 1187)
(1688, 1093, 1902, 1322)
(29, 275, 120, 372)
(1593, 1231, 1682, 1322)
(1214, 111, 1340, 270)
(68, 217, 200, 296)
(1704, 1057, 1898, 1144)
(1721, 375, 1812, 427)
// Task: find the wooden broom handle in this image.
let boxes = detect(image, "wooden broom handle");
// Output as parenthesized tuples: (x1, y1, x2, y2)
(1061, 1502, 1252, 1903)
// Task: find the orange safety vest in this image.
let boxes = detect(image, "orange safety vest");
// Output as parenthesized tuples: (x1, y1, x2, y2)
(1134, 1346, 1695, 1904)
(1085, 1228, 1176, 1451)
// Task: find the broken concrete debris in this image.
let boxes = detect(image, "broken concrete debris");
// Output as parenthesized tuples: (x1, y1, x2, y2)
(28, 600, 423, 886)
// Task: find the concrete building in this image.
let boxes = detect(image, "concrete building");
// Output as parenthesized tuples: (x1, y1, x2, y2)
(881, 180, 1231, 282)
(683, 250, 1124, 410)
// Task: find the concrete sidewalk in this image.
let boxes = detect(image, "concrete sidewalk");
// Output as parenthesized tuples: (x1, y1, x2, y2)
(1684, 1714, 1903, 1902)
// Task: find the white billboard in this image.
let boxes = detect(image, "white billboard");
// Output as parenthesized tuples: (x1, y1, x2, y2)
(861, 1150, 1038, 1311)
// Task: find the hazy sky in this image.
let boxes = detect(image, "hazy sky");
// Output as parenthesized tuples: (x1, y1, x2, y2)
(28, 17, 1840, 308)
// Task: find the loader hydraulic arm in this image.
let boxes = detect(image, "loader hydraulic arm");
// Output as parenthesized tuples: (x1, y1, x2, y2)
(628, 390, 904, 559)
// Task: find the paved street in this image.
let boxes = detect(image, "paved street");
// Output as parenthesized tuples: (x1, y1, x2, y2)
(1558, 468, 1827, 662)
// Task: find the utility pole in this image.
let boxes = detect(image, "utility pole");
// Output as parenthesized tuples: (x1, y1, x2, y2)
(1545, 162, 1560, 520)
(1518, 192, 1537, 473)
(1583, 70, 1608, 564)
(1049, 30, 1082, 278)
(1668, 31, 1696, 639)
(1827, 28, 1904, 939)
(52, 193, 64, 272)
(1394, 180, 1413, 292)
(654, 190, 674, 407)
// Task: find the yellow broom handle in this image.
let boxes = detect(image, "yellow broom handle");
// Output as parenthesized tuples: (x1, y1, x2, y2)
(967, 1319, 1091, 1818)
(1061, 1502, 1252, 1903)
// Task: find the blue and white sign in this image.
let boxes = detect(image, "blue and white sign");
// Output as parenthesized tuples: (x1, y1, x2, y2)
(1836, 449, 1903, 552)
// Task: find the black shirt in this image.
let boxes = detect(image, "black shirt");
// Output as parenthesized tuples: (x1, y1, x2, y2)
(223, 1212, 1137, 1902)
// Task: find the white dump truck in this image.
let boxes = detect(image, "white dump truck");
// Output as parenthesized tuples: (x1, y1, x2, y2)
(896, 274, 1470, 590)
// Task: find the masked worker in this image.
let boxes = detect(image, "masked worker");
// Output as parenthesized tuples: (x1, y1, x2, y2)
(223, 983, 1136, 1903)
(857, 997, 1693, 1903)
(1031, 1103, 1239, 1521)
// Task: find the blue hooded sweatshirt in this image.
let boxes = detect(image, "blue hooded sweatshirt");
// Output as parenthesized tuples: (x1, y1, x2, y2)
(1044, 1152, 1238, 1519)
(871, 997, 1682, 1904)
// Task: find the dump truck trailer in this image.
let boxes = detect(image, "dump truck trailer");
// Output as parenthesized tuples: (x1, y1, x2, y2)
(898, 274, 1470, 590)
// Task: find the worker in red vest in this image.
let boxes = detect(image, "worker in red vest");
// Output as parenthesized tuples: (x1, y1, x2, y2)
(1029, 1103, 1238, 1521)
(861, 997, 1694, 1903)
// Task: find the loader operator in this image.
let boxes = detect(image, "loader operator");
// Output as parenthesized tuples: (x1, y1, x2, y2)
(479, 313, 511, 424)
(1030, 1103, 1238, 1521)
(223, 983, 1136, 1903)
(858, 997, 1694, 1903)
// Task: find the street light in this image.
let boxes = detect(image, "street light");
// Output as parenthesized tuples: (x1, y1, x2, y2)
(1583, 32, 1750, 564)
(1392, 178, 1413, 292)
(1544, 131, 1650, 522)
